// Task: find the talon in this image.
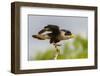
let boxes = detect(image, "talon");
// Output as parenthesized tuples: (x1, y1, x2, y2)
(56, 44, 61, 46)
(53, 43, 61, 46)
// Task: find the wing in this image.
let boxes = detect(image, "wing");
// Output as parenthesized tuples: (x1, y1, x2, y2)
(38, 25, 60, 34)
(38, 29, 46, 34)
(32, 34, 51, 40)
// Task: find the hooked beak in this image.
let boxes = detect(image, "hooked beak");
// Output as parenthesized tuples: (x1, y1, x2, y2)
(70, 34, 75, 38)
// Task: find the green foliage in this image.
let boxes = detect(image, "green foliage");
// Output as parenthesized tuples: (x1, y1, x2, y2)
(33, 35, 88, 60)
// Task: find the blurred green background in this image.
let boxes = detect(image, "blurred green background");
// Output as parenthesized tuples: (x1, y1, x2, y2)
(32, 35, 88, 60)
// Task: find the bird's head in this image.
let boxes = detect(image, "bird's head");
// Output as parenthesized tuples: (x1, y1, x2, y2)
(61, 30, 75, 39)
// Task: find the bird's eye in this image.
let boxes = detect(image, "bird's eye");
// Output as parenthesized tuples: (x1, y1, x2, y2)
(65, 31, 71, 35)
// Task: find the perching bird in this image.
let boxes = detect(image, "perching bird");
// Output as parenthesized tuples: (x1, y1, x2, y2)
(32, 24, 74, 44)
(32, 25, 74, 59)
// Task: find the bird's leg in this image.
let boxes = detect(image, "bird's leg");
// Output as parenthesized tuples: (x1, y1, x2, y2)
(53, 43, 61, 60)
(53, 43, 61, 46)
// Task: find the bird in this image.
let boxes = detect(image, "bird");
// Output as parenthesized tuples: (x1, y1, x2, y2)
(32, 24, 74, 45)
(32, 24, 74, 59)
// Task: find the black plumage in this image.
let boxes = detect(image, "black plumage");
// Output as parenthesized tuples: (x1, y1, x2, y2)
(32, 24, 74, 44)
